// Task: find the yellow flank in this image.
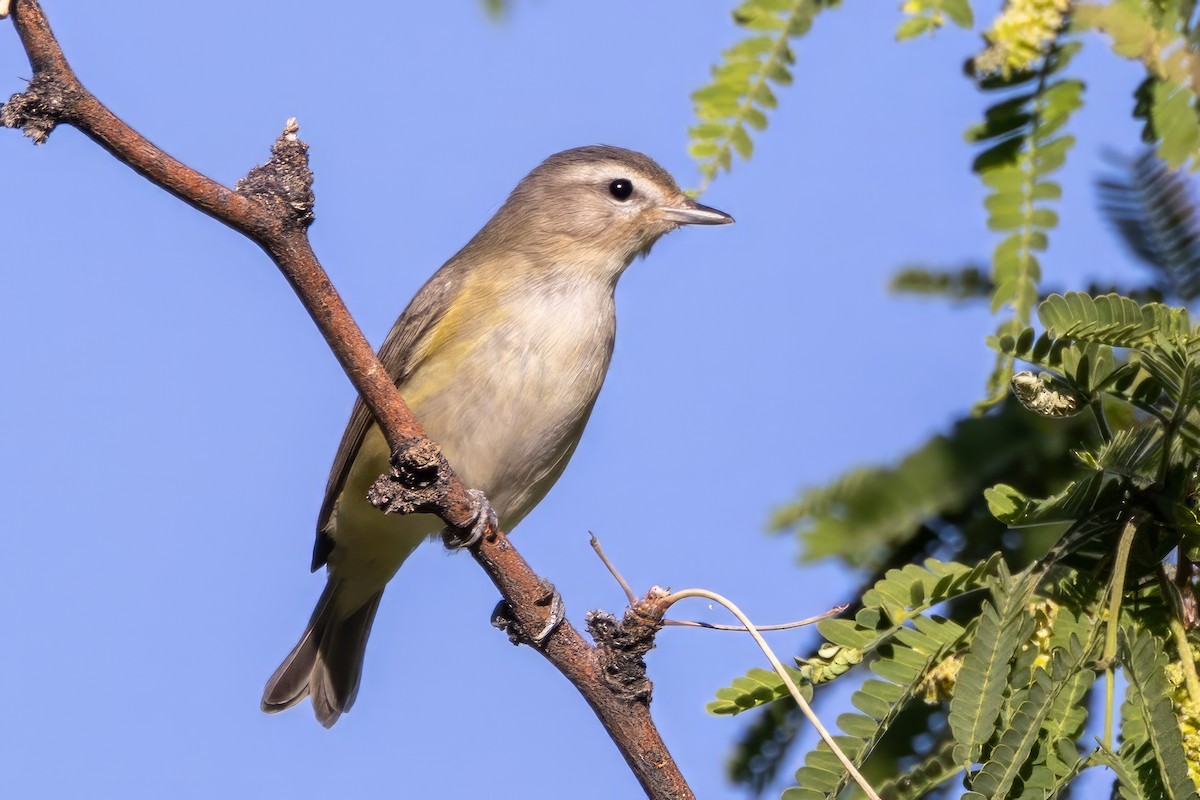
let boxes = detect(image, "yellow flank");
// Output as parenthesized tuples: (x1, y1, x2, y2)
(324, 423, 437, 615)
(406, 266, 497, 388)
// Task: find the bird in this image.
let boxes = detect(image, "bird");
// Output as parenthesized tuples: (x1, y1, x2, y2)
(261, 145, 733, 727)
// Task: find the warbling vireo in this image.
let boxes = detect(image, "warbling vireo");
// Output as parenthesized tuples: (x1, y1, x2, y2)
(262, 145, 732, 726)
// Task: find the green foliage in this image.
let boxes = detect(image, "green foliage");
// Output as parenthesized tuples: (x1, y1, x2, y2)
(712, 558, 1006, 797)
(731, 293, 1200, 796)
(966, 631, 1098, 797)
(888, 264, 993, 301)
(685, 1, 1200, 797)
(782, 620, 958, 799)
(1028, 626, 1097, 790)
(771, 400, 1083, 568)
(1098, 742, 1170, 800)
(873, 740, 962, 799)
(947, 573, 1032, 765)
(688, 0, 838, 186)
(993, 293, 1198, 418)
(709, 556, 999, 716)
(971, 35, 1083, 406)
(710, 666, 812, 716)
(985, 472, 1115, 527)
(1098, 151, 1200, 301)
(780, 563, 986, 798)
(1121, 626, 1200, 799)
(1039, 291, 1194, 347)
(895, 0, 974, 41)
(740, 288, 1200, 797)
(756, 286, 1200, 797)
(1150, 81, 1200, 171)
(1076, 1, 1200, 170)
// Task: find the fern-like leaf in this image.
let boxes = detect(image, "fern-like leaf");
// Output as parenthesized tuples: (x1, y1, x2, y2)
(709, 556, 1000, 715)
(1021, 663, 1096, 795)
(1038, 291, 1187, 348)
(1097, 743, 1169, 800)
(889, 264, 994, 300)
(689, 0, 836, 186)
(859, 557, 1000, 625)
(873, 739, 963, 799)
(772, 408, 1065, 567)
(708, 665, 811, 716)
(781, 615, 968, 799)
(1098, 151, 1200, 301)
(969, 669, 1055, 797)
(1076, 2, 1200, 170)
(947, 572, 1034, 764)
(967, 634, 1096, 798)
(985, 472, 1114, 527)
(972, 37, 1084, 406)
(1121, 625, 1200, 800)
(1085, 422, 1163, 482)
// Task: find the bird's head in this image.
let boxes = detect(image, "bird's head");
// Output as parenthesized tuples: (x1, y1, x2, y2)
(485, 145, 733, 279)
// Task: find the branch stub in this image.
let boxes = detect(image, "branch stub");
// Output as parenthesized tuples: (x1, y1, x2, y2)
(1, 73, 66, 143)
(235, 122, 315, 228)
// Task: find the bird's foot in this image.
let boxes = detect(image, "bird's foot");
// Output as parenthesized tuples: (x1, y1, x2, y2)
(441, 488, 496, 551)
(491, 579, 566, 647)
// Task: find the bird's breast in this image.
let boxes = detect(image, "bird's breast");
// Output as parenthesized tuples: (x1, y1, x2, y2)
(404, 276, 617, 527)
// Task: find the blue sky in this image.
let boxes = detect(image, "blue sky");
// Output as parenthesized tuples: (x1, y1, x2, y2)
(1, 1, 1154, 798)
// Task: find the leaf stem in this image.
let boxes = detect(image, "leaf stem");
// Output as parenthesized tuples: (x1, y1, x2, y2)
(661, 587, 882, 800)
(589, 532, 637, 605)
(1168, 612, 1200, 705)
(1092, 399, 1112, 442)
(1102, 512, 1142, 749)
(662, 605, 845, 632)
(1157, 359, 1191, 486)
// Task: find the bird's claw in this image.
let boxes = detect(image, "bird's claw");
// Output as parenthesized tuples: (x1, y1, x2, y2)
(491, 580, 565, 647)
(533, 586, 567, 643)
(442, 488, 496, 551)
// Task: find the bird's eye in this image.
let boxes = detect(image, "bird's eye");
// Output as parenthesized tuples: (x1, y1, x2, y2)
(609, 179, 634, 201)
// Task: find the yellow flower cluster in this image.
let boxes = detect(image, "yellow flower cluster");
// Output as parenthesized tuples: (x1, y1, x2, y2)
(922, 599, 1060, 705)
(975, 0, 1072, 76)
(1023, 598, 1059, 671)
(920, 655, 963, 704)
(1164, 650, 1200, 788)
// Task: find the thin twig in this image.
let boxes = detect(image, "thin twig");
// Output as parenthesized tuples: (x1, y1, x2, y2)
(662, 604, 846, 632)
(660, 588, 882, 800)
(590, 532, 637, 605)
(588, 534, 845, 632)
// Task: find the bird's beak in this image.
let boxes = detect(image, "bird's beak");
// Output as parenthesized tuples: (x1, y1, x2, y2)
(659, 197, 734, 226)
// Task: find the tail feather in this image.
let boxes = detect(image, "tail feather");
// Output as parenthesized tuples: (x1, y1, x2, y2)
(261, 581, 385, 728)
(309, 591, 383, 726)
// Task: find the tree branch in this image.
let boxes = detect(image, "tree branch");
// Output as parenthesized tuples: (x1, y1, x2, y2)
(1, 3, 692, 797)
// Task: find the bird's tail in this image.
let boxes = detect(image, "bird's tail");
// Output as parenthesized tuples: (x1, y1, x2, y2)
(261, 580, 384, 728)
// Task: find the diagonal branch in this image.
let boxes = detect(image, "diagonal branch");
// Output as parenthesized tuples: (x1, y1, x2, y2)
(1, 2, 691, 797)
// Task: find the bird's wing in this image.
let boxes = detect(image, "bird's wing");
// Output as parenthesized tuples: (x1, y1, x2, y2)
(310, 263, 468, 571)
